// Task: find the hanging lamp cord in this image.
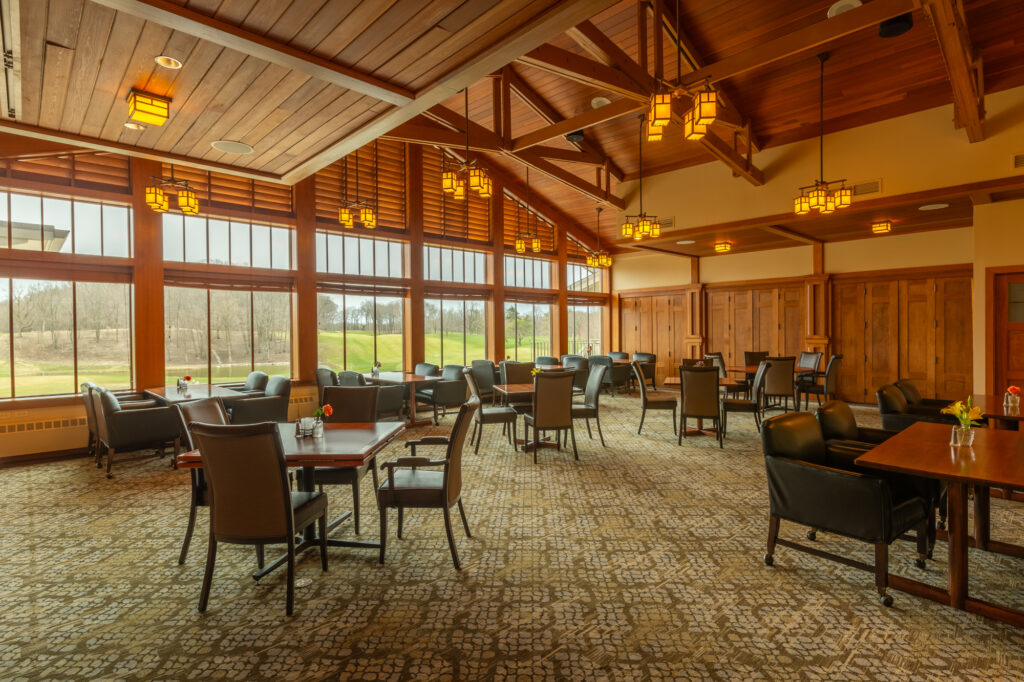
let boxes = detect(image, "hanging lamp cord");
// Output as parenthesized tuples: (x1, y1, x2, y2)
(818, 52, 827, 183)
(638, 115, 644, 215)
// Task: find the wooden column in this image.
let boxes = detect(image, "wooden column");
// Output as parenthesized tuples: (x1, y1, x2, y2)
(554, 226, 569, 356)
(405, 144, 425, 370)
(130, 158, 165, 389)
(293, 177, 318, 382)
(488, 181, 506, 361)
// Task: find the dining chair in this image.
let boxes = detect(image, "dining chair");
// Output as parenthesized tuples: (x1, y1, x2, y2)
(464, 367, 517, 453)
(535, 355, 559, 366)
(794, 351, 823, 403)
(523, 370, 577, 463)
(175, 398, 230, 565)
(190, 422, 328, 616)
(315, 367, 338, 406)
(416, 364, 469, 424)
(231, 396, 290, 424)
(633, 361, 677, 435)
(499, 361, 535, 413)
(678, 366, 723, 447)
(310, 385, 380, 535)
(378, 397, 479, 569)
(337, 370, 367, 386)
(571, 364, 607, 446)
(739, 351, 769, 399)
(414, 362, 440, 377)
(799, 354, 843, 410)
(91, 387, 181, 478)
(562, 356, 589, 395)
(721, 360, 771, 437)
(608, 351, 629, 361)
(81, 382, 157, 468)
(763, 356, 797, 412)
(590, 355, 630, 396)
(633, 352, 657, 388)
(469, 359, 496, 402)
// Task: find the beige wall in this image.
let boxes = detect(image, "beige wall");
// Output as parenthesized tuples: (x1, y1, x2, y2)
(972, 199, 1024, 393)
(699, 245, 813, 283)
(825, 227, 974, 273)
(611, 251, 693, 290)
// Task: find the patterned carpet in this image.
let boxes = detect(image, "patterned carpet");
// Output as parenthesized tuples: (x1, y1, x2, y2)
(3, 394, 1024, 681)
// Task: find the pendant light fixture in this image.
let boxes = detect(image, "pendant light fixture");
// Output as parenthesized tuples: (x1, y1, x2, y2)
(621, 115, 660, 241)
(514, 201, 526, 254)
(441, 89, 492, 200)
(337, 146, 377, 228)
(587, 206, 611, 268)
(794, 53, 851, 215)
(338, 156, 354, 228)
(142, 166, 197, 215)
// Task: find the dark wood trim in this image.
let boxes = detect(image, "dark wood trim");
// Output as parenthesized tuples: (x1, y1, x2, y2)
(985, 264, 1024, 394)
(0, 395, 84, 410)
(292, 177, 318, 383)
(0, 447, 90, 469)
(830, 264, 973, 282)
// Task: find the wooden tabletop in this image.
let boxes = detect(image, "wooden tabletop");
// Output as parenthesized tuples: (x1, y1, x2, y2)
(855, 421, 1024, 488)
(535, 364, 564, 371)
(972, 394, 1024, 421)
(494, 383, 535, 397)
(144, 384, 241, 404)
(726, 364, 815, 374)
(663, 376, 742, 388)
(176, 421, 405, 469)
(363, 371, 441, 385)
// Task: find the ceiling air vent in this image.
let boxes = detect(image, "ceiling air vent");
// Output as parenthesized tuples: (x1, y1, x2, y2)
(660, 216, 675, 229)
(852, 179, 882, 196)
(1013, 153, 1024, 169)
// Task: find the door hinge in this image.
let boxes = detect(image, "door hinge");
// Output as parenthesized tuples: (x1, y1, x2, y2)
(933, 319, 937, 328)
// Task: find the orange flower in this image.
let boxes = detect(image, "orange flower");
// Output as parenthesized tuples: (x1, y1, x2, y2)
(1009, 385, 1021, 395)
(183, 375, 191, 381)
(322, 404, 333, 417)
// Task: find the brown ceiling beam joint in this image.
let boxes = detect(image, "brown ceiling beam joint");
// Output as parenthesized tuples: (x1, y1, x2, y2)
(380, 122, 502, 152)
(510, 98, 646, 151)
(761, 225, 821, 245)
(921, 0, 985, 142)
(516, 44, 650, 102)
(513, 150, 626, 210)
(564, 20, 657, 93)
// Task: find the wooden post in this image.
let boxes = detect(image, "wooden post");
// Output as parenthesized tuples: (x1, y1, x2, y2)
(405, 144, 425, 370)
(812, 242, 824, 275)
(555, 226, 569, 356)
(293, 177, 318, 382)
(130, 158, 165, 389)
(489, 182, 506, 361)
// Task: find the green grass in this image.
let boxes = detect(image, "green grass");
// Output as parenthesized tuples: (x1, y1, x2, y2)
(318, 330, 405, 372)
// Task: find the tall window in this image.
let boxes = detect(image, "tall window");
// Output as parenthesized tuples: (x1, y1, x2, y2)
(0, 191, 131, 257)
(423, 298, 486, 366)
(317, 293, 404, 372)
(504, 302, 552, 361)
(423, 245, 487, 284)
(163, 215, 292, 269)
(504, 255, 552, 289)
(0, 278, 132, 397)
(568, 305, 603, 355)
(567, 263, 603, 293)
(315, 232, 404, 277)
(164, 286, 291, 385)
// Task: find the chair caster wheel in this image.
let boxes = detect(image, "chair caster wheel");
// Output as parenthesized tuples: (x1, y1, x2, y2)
(106, 474, 113, 479)
(806, 530, 817, 541)
(763, 553, 774, 566)
(915, 558, 927, 569)
(937, 520, 946, 530)
(880, 594, 893, 607)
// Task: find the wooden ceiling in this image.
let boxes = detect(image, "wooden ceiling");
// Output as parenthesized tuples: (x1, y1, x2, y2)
(2, 0, 1023, 254)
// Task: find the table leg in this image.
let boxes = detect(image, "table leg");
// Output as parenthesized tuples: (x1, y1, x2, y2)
(947, 481, 969, 610)
(974, 485, 991, 551)
(405, 383, 433, 427)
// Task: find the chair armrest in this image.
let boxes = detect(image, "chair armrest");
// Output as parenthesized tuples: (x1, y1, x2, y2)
(405, 436, 449, 447)
(120, 400, 158, 410)
(765, 456, 894, 543)
(108, 407, 181, 447)
(856, 427, 896, 444)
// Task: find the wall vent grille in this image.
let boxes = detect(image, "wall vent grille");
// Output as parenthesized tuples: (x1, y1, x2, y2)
(0, 417, 88, 434)
(1013, 153, 1024, 169)
(852, 179, 882, 195)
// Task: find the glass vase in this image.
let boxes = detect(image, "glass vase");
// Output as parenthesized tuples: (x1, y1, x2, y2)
(313, 419, 324, 438)
(1005, 392, 1020, 411)
(950, 426, 975, 448)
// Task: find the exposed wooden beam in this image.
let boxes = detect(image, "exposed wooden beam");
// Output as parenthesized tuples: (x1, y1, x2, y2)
(676, 0, 920, 90)
(698, 129, 764, 186)
(517, 44, 649, 102)
(280, 0, 620, 182)
(0, 0, 22, 120)
(90, 0, 414, 106)
(381, 122, 502, 152)
(0, 117, 285, 182)
(531, 146, 605, 166)
(511, 99, 645, 151)
(921, 0, 984, 142)
(565, 20, 657, 92)
(515, 149, 626, 210)
(505, 67, 624, 181)
(760, 224, 821, 245)
(500, 67, 512, 144)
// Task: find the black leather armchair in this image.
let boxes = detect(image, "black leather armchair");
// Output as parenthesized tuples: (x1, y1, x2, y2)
(416, 365, 468, 424)
(232, 376, 290, 423)
(92, 387, 181, 479)
(877, 384, 956, 431)
(895, 379, 956, 416)
(221, 371, 269, 396)
(761, 412, 930, 606)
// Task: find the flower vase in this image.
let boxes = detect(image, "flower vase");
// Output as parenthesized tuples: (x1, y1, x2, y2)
(1004, 392, 1020, 411)
(951, 426, 975, 448)
(313, 419, 324, 439)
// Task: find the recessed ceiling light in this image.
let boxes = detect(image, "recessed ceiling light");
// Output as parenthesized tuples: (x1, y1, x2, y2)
(676, 239, 695, 245)
(211, 140, 254, 155)
(827, 0, 862, 18)
(123, 121, 145, 131)
(155, 55, 183, 69)
(591, 96, 611, 109)
(919, 203, 949, 211)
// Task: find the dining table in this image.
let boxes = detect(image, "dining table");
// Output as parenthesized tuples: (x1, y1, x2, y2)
(855, 421, 1024, 628)
(972, 394, 1023, 429)
(362, 371, 441, 427)
(726, 364, 815, 375)
(144, 384, 241, 405)
(176, 420, 405, 581)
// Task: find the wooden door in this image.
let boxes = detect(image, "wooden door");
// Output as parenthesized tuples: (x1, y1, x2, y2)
(899, 278, 936, 397)
(935, 275, 973, 398)
(833, 281, 866, 401)
(730, 290, 752, 365)
(670, 294, 688, 369)
(779, 287, 804, 357)
(637, 296, 653, 352)
(652, 295, 673, 385)
(865, 281, 899, 400)
(994, 273, 1024, 394)
(752, 288, 778, 354)
(620, 297, 639, 354)
(707, 289, 730, 362)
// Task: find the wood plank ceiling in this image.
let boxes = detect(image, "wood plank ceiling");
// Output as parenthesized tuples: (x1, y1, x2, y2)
(3, 0, 1024, 253)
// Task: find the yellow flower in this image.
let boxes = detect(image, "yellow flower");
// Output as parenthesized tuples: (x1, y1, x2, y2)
(941, 401, 963, 417)
(968, 406, 984, 422)
(530, 368, 540, 376)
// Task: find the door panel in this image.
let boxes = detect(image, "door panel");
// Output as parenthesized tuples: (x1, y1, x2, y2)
(637, 296, 653, 353)
(833, 282, 866, 401)
(752, 289, 778, 354)
(994, 273, 1024, 393)
(779, 287, 804, 357)
(730, 290, 751, 365)
(899, 278, 935, 397)
(620, 298, 638, 354)
(935, 276, 973, 398)
(652, 295, 672, 385)
(866, 281, 899, 399)
(707, 290, 729, 362)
